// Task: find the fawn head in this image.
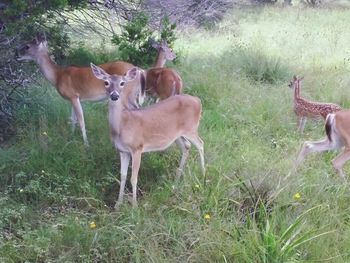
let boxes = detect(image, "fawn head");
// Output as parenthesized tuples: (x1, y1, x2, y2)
(288, 75, 304, 89)
(90, 63, 138, 101)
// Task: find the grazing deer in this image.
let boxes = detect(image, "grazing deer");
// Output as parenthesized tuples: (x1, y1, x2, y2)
(295, 109, 350, 179)
(139, 39, 183, 104)
(288, 76, 341, 133)
(90, 64, 205, 208)
(16, 34, 172, 145)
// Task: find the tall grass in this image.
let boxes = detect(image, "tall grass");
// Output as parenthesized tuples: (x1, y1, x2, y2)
(1, 6, 350, 262)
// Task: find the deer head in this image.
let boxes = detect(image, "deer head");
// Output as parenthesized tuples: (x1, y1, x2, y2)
(17, 32, 48, 61)
(288, 75, 304, 89)
(151, 39, 176, 61)
(90, 63, 138, 101)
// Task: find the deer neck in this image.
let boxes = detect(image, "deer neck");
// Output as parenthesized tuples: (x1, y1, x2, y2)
(108, 93, 130, 135)
(36, 51, 60, 86)
(294, 82, 300, 100)
(108, 99, 124, 135)
(152, 51, 166, 68)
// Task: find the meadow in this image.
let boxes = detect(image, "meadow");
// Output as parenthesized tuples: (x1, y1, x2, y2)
(2, 5, 350, 262)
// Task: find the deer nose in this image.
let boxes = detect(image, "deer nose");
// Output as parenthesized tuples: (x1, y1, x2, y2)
(110, 91, 119, 101)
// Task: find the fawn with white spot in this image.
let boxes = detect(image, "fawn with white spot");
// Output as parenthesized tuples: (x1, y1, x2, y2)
(288, 75, 341, 133)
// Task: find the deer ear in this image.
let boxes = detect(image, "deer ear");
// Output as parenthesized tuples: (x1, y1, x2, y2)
(36, 32, 47, 43)
(90, 63, 108, 80)
(150, 38, 160, 49)
(160, 39, 168, 48)
(124, 68, 138, 81)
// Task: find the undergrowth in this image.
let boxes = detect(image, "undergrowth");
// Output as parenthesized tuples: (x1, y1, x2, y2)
(1, 6, 350, 263)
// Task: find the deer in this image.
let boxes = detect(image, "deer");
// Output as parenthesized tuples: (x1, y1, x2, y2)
(288, 75, 341, 133)
(90, 63, 205, 208)
(16, 33, 175, 145)
(139, 39, 183, 104)
(295, 109, 350, 179)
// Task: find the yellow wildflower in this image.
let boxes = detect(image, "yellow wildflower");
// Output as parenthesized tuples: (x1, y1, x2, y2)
(89, 221, 96, 229)
(194, 184, 200, 189)
(293, 192, 301, 200)
(203, 213, 211, 220)
(42, 131, 48, 136)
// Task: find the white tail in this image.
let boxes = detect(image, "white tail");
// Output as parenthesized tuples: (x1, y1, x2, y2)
(295, 109, 350, 178)
(90, 64, 205, 208)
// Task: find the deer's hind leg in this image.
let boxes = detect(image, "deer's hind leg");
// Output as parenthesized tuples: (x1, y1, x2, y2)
(332, 148, 350, 179)
(183, 132, 205, 177)
(175, 137, 191, 178)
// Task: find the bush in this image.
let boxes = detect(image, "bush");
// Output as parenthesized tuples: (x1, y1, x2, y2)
(111, 12, 177, 68)
(232, 48, 290, 84)
(66, 43, 119, 65)
(0, 1, 86, 143)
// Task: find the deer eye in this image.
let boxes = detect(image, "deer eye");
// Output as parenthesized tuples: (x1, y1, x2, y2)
(25, 45, 30, 50)
(104, 81, 109, 86)
(120, 81, 125, 87)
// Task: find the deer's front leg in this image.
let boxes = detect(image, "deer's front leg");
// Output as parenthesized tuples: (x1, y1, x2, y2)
(115, 151, 131, 209)
(71, 97, 88, 146)
(297, 116, 307, 133)
(130, 150, 142, 208)
(70, 106, 77, 133)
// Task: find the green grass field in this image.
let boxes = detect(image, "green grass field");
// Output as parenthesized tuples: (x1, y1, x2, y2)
(2, 6, 350, 262)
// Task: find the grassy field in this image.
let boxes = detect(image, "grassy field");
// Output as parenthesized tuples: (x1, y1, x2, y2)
(2, 5, 350, 262)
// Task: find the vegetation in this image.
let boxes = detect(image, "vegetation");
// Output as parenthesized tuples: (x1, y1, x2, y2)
(111, 12, 177, 68)
(2, 5, 350, 262)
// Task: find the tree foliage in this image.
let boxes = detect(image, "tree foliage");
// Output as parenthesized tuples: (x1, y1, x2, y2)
(0, 0, 88, 142)
(111, 12, 177, 68)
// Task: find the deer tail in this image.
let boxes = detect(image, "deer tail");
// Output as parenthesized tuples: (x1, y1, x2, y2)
(325, 113, 335, 142)
(171, 81, 177, 96)
(138, 70, 146, 105)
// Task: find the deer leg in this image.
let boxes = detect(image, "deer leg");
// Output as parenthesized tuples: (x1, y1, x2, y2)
(295, 137, 340, 170)
(175, 137, 191, 178)
(71, 97, 88, 146)
(332, 148, 350, 179)
(296, 116, 302, 130)
(130, 150, 142, 208)
(184, 133, 205, 177)
(297, 116, 307, 133)
(70, 106, 77, 133)
(115, 151, 131, 209)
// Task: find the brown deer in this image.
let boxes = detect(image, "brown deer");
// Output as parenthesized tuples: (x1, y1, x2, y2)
(16, 34, 174, 145)
(139, 39, 183, 104)
(288, 75, 341, 133)
(295, 109, 350, 179)
(90, 63, 205, 208)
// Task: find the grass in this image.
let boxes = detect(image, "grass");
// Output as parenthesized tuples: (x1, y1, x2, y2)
(2, 5, 350, 262)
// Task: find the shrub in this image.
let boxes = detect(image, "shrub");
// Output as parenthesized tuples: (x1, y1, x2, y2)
(66, 43, 119, 65)
(111, 12, 177, 68)
(232, 48, 290, 84)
